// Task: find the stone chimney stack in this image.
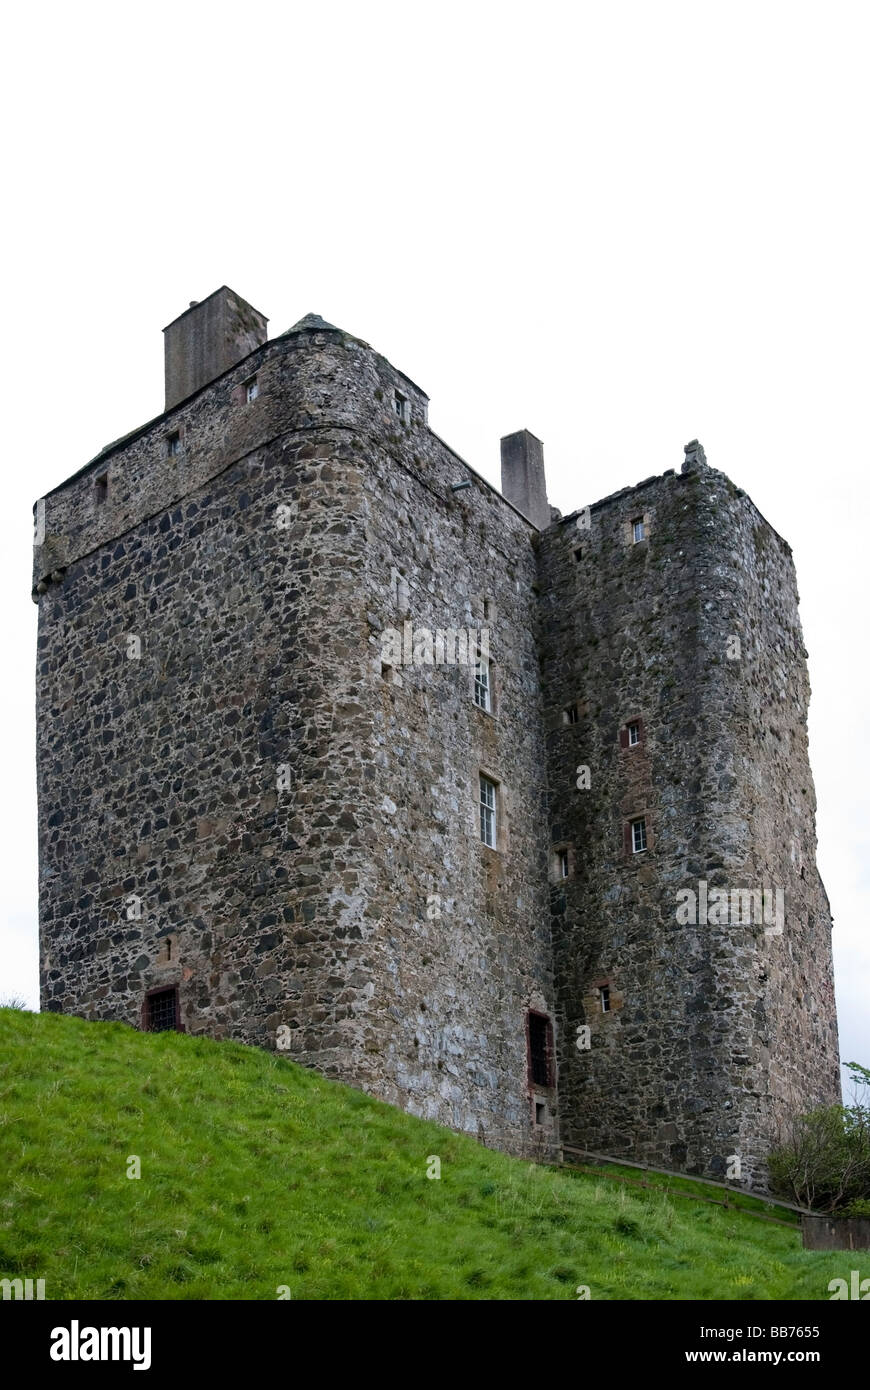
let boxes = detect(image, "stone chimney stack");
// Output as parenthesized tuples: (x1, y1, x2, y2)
(163, 286, 268, 409)
(500, 429, 551, 530)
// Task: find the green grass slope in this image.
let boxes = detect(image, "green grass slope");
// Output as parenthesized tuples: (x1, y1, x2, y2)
(0, 1009, 851, 1300)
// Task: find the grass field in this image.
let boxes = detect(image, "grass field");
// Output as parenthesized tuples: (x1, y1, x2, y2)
(0, 1008, 855, 1300)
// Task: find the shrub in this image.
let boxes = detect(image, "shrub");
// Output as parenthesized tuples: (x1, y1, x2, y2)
(769, 1063, 870, 1213)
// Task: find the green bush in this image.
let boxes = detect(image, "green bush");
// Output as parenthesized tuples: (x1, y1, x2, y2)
(769, 1063, 870, 1213)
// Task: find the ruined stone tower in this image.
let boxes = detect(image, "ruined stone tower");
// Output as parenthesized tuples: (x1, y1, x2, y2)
(33, 287, 839, 1183)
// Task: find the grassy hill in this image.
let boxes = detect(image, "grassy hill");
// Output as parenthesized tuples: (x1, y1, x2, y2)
(0, 1008, 850, 1300)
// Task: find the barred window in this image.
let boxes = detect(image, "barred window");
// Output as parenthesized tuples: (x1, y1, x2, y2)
(479, 774, 497, 848)
(144, 987, 178, 1033)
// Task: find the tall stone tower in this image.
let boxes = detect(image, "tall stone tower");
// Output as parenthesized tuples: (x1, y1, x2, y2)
(32, 289, 839, 1180)
(538, 444, 840, 1181)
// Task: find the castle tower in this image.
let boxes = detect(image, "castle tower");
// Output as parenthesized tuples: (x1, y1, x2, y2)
(537, 443, 839, 1183)
(32, 291, 839, 1178)
(33, 292, 557, 1154)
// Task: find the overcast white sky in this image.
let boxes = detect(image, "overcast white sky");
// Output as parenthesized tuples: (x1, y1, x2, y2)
(1, 1, 866, 1090)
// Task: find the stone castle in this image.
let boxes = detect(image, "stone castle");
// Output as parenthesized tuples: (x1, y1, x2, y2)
(33, 286, 840, 1184)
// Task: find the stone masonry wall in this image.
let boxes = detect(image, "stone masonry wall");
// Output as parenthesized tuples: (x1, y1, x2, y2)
(35, 308, 837, 1177)
(36, 322, 556, 1156)
(537, 453, 839, 1184)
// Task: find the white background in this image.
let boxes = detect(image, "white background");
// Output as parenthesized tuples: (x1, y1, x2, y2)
(1, 0, 866, 1092)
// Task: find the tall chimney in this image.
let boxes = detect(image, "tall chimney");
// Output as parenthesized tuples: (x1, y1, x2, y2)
(163, 286, 268, 409)
(500, 429, 550, 530)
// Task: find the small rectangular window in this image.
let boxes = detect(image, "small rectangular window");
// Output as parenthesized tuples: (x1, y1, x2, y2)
(144, 987, 178, 1033)
(245, 377, 259, 403)
(632, 818, 647, 853)
(558, 849, 569, 879)
(167, 431, 181, 457)
(599, 985, 611, 1013)
(474, 654, 492, 712)
(94, 473, 108, 504)
(535, 1101, 546, 1126)
(628, 720, 640, 746)
(393, 389, 408, 423)
(563, 703, 579, 725)
(632, 517, 645, 543)
(528, 1012, 552, 1087)
(479, 774, 497, 848)
(574, 547, 582, 562)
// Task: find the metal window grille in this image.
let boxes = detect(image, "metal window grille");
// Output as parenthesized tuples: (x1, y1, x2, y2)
(146, 988, 177, 1033)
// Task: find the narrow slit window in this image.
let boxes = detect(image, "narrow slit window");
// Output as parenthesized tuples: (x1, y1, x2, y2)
(479, 774, 497, 848)
(474, 653, 492, 712)
(631, 817, 647, 853)
(94, 473, 108, 504)
(563, 703, 579, 725)
(535, 1101, 546, 1126)
(245, 377, 259, 403)
(167, 432, 181, 457)
(558, 849, 569, 879)
(628, 720, 640, 746)
(527, 1012, 552, 1087)
(599, 985, 611, 1013)
(393, 389, 408, 422)
(574, 547, 582, 562)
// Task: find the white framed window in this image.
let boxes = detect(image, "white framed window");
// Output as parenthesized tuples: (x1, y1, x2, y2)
(474, 653, 491, 712)
(245, 377, 259, 403)
(628, 720, 640, 746)
(631, 817, 647, 853)
(393, 389, 409, 423)
(479, 774, 497, 848)
(632, 517, 645, 543)
(599, 984, 611, 1013)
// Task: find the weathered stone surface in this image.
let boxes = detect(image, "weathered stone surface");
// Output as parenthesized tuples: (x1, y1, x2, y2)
(538, 458, 839, 1183)
(33, 293, 838, 1177)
